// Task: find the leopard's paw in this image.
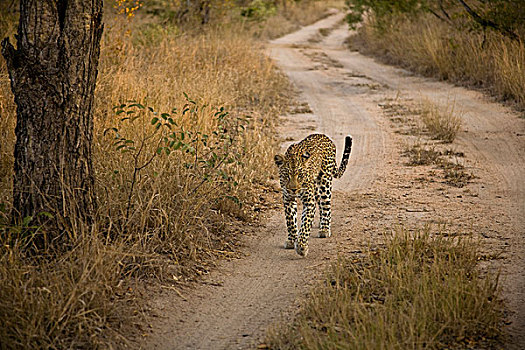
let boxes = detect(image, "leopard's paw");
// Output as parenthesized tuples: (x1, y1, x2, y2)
(295, 241, 309, 257)
(318, 229, 331, 238)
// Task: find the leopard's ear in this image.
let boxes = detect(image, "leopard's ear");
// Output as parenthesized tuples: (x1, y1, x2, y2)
(274, 154, 285, 167)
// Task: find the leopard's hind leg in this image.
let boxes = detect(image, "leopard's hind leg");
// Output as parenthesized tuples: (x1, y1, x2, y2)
(317, 173, 333, 238)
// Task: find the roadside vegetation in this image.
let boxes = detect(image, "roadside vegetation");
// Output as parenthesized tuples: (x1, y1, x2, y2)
(346, 0, 525, 111)
(420, 98, 462, 143)
(267, 228, 503, 349)
(0, 1, 341, 347)
(380, 95, 474, 188)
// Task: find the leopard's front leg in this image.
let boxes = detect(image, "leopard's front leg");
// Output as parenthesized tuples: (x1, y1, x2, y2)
(295, 190, 315, 257)
(283, 194, 298, 249)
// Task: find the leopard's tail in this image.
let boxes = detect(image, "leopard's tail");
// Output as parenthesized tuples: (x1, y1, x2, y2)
(334, 135, 352, 179)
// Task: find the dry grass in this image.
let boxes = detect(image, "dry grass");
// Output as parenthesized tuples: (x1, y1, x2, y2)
(0, 1, 334, 345)
(0, 235, 134, 349)
(350, 15, 525, 111)
(404, 143, 442, 166)
(403, 142, 474, 187)
(441, 160, 476, 188)
(420, 99, 462, 143)
(267, 227, 503, 349)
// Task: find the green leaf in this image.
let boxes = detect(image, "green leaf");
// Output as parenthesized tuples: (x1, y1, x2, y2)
(128, 102, 145, 109)
(151, 117, 159, 125)
(183, 92, 196, 104)
(38, 211, 54, 219)
(113, 103, 126, 110)
(22, 216, 33, 227)
(103, 127, 118, 136)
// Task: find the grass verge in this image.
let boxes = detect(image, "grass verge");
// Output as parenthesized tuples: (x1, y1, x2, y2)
(0, 236, 134, 349)
(266, 227, 503, 349)
(349, 15, 525, 111)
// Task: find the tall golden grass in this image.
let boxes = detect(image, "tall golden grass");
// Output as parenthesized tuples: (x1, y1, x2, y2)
(92, 22, 290, 267)
(351, 15, 525, 110)
(0, 1, 341, 345)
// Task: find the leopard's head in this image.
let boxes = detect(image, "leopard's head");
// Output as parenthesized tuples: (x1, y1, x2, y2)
(274, 145, 311, 196)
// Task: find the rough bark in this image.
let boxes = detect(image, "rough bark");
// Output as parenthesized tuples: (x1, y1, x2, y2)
(1, 0, 103, 244)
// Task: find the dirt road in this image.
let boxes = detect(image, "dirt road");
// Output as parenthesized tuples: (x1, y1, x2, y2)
(142, 12, 525, 349)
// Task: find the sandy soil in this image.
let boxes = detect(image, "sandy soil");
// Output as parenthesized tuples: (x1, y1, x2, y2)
(141, 12, 525, 349)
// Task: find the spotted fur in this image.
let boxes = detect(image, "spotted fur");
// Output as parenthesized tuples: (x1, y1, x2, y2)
(274, 134, 352, 257)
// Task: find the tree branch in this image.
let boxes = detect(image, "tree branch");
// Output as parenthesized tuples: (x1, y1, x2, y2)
(439, 0, 451, 21)
(456, 0, 520, 41)
(428, 8, 451, 24)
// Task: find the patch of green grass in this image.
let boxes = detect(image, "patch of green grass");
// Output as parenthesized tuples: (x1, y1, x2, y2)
(267, 227, 503, 349)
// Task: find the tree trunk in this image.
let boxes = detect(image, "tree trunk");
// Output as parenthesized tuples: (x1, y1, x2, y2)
(1, 0, 103, 245)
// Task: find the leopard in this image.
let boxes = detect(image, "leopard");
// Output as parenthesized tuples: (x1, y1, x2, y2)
(274, 133, 353, 257)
